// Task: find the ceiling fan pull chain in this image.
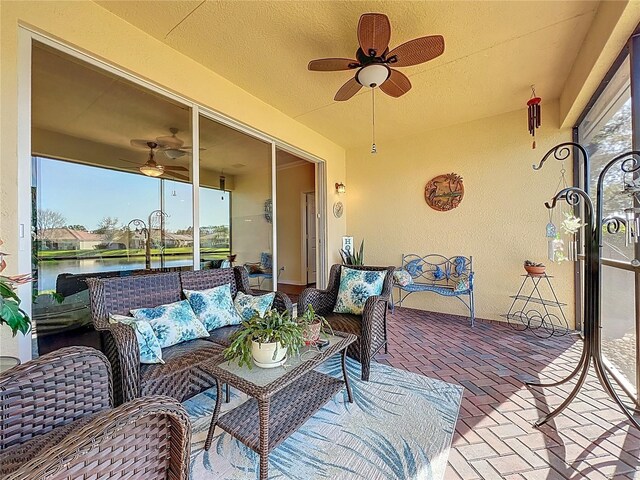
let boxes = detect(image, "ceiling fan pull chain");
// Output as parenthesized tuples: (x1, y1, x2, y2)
(371, 87, 377, 154)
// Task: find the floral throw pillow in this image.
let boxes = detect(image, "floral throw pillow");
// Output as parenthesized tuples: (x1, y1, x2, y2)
(109, 314, 164, 364)
(454, 276, 471, 293)
(393, 269, 413, 287)
(234, 291, 276, 320)
(131, 300, 208, 349)
(184, 284, 244, 330)
(333, 267, 386, 315)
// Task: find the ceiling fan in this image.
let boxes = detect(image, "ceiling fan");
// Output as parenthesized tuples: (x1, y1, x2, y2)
(120, 141, 190, 180)
(130, 127, 201, 160)
(308, 13, 445, 101)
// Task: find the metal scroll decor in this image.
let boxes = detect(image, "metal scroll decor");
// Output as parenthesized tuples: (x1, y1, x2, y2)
(424, 173, 464, 211)
(530, 142, 640, 430)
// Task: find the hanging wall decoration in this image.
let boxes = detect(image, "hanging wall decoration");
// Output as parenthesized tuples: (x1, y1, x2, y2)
(527, 85, 541, 149)
(424, 173, 464, 211)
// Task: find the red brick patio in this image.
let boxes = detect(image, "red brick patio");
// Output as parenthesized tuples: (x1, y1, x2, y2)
(376, 307, 640, 479)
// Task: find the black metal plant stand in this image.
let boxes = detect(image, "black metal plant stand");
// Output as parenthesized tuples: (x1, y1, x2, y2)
(529, 142, 640, 429)
(503, 273, 569, 338)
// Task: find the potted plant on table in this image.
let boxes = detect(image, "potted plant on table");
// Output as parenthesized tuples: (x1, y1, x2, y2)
(524, 260, 546, 276)
(296, 305, 332, 345)
(223, 309, 304, 369)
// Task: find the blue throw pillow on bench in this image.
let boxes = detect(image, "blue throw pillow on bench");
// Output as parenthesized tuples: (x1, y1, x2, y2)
(131, 300, 209, 348)
(109, 314, 164, 364)
(334, 267, 386, 315)
(184, 283, 244, 330)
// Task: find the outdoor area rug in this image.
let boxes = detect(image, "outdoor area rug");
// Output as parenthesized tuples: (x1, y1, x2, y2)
(184, 356, 463, 480)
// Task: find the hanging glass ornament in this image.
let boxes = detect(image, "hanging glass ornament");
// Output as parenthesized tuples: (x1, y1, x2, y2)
(546, 210, 557, 262)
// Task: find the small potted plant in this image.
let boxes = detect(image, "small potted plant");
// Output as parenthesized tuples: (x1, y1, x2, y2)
(296, 305, 333, 345)
(223, 309, 304, 369)
(524, 260, 546, 276)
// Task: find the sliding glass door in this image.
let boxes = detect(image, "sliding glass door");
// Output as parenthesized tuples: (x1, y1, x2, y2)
(199, 114, 274, 291)
(577, 52, 638, 395)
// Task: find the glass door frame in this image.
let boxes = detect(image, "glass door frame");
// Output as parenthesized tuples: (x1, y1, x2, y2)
(17, 27, 328, 359)
(574, 30, 640, 397)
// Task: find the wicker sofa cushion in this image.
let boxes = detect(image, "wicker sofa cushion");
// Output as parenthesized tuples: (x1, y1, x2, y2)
(184, 284, 243, 330)
(0, 414, 96, 476)
(131, 300, 209, 348)
(203, 325, 241, 347)
(140, 339, 223, 401)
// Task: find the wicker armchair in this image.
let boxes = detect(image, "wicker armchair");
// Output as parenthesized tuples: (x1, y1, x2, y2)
(5, 395, 190, 480)
(299, 264, 395, 381)
(88, 267, 293, 405)
(0, 346, 113, 476)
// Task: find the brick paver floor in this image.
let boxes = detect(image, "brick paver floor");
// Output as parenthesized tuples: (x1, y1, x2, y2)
(376, 307, 640, 479)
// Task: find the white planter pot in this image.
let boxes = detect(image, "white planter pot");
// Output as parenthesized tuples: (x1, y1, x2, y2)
(251, 340, 287, 368)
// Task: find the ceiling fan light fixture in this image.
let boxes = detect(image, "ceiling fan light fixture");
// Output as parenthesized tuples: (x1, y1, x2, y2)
(356, 64, 390, 88)
(139, 163, 165, 177)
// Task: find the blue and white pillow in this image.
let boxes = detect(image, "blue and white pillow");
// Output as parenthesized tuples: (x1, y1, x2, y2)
(234, 291, 275, 320)
(184, 284, 244, 330)
(334, 267, 386, 315)
(131, 300, 209, 348)
(393, 269, 413, 287)
(109, 314, 164, 364)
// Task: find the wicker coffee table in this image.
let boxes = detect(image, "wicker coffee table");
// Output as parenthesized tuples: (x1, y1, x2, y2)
(203, 332, 356, 479)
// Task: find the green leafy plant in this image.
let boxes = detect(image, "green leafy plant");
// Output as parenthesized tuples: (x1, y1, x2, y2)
(340, 239, 364, 265)
(223, 309, 304, 369)
(0, 240, 32, 336)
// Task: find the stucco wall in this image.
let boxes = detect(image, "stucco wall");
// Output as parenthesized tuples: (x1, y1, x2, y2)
(346, 101, 576, 326)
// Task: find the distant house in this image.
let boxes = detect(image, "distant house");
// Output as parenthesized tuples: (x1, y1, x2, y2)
(38, 228, 104, 250)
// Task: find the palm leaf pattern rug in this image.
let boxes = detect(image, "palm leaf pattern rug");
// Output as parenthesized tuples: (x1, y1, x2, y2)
(184, 356, 463, 480)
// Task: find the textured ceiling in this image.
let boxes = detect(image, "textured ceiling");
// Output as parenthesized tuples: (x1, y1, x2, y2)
(97, 0, 599, 149)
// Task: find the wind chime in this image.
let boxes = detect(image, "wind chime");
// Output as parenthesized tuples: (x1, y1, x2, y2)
(621, 172, 640, 247)
(546, 160, 581, 263)
(527, 86, 542, 149)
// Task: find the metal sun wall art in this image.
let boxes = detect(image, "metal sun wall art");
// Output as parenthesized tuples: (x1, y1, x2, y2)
(424, 173, 464, 211)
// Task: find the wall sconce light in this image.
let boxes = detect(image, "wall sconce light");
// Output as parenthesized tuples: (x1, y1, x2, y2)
(335, 182, 346, 194)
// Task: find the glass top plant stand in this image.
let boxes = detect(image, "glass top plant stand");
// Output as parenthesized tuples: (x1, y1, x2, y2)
(202, 332, 356, 480)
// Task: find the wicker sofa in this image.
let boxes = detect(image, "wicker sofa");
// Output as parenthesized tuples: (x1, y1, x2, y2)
(87, 266, 293, 405)
(0, 346, 190, 479)
(298, 264, 395, 381)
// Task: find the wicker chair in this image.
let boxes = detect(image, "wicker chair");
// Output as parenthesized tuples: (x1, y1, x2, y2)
(298, 264, 395, 381)
(5, 395, 190, 480)
(88, 267, 293, 405)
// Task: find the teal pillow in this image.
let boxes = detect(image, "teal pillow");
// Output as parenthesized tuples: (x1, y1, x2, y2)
(393, 269, 413, 287)
(234, 291, 275, 320)
(131, 300, 208, 348)
(334, 268, 386, 315)
(184, 284, 244, 330)
(109, 314, 164, 364)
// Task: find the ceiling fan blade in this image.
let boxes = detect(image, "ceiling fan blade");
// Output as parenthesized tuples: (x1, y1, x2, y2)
(387, 35, 445, 67)
(163, 165, 189, 172)
(163, 171, 190, 181)
(380, 69, 412, 97)
(130, 139, 156, 149)
(308, 58, 359, 71)
(358, 13, 391, 57)
(334, 78, 363, 101)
